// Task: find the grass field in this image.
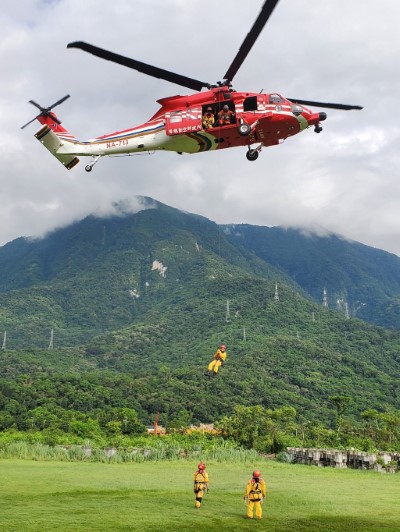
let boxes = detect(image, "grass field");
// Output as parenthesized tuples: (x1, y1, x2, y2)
(1, 458, 399, 531)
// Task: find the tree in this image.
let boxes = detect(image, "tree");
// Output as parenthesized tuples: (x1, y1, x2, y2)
(329, 395, 352, 438)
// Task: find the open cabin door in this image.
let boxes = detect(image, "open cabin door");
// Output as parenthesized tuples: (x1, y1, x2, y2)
(165, 108, 202, 136)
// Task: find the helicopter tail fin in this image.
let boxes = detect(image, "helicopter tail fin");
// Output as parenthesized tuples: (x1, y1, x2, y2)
(34, 113, 80, 170)
(22, 95, 80, 170)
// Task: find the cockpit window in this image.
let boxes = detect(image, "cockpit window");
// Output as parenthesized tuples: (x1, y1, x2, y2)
(269, 93, 285, 104)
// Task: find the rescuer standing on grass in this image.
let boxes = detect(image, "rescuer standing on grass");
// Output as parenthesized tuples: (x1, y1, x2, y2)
(244, 469, 267, 520)
(206, 344, 227, 377)
(193, 462, 209, 508)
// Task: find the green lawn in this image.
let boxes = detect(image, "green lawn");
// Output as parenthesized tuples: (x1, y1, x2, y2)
(1, 459, 399, 531)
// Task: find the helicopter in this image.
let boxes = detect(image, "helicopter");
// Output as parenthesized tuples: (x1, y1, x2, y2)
(21, 0, 362, 172)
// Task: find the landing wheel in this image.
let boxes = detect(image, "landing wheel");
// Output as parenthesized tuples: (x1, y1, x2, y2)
(246, 149, 259, 161)
(314, 125, 323, 134)
(85, 155, 101, 172)
(238, 123, 251, 136)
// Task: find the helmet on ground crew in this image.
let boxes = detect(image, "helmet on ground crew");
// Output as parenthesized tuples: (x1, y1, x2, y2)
(253, 469, 261, 478)
(198, 462, 206, 470)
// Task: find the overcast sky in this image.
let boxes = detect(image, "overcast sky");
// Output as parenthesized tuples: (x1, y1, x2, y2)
(2, 0, 400, 256)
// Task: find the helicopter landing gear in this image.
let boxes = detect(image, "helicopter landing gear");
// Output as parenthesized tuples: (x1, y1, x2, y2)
(238, 122, 252, 136)
(85, 155, 101, 172)
(238, 118, 259, 137)
(314, 124, 323, 134)
(246, 148, 259, 161)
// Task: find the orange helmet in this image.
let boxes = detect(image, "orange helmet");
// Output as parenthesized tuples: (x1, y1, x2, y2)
(253, 469, 261, 478)
(220, 344, 226, 350)
(198, 462, 206, 470)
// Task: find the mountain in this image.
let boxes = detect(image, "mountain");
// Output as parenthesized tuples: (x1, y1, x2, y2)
(223, 224, 400, 329)
(0, 197, 399, 431)
(0, 197, 296, 348)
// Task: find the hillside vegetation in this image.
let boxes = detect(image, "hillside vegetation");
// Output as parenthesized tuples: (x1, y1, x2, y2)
(0, 198, 399, 451)
(223, 224, 400, 328)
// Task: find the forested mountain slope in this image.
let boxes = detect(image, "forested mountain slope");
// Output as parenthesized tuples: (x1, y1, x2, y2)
(0, 198, 400, 439)
(223, 224, 400, 329)
(0, 198, 296, 348)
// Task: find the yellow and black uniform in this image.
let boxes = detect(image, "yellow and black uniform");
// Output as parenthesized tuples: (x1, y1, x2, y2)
(202, 109, 215, 129)
(193, 467, 209, 508)
(244, 475, 267, 520)
(207, 345, 227, 376)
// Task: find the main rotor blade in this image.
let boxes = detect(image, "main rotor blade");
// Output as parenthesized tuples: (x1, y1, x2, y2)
(67, 41, 210, 92)
(288, 98, 363, 111)
(223, 0, 280, 84)
(50, 94, 71, 109)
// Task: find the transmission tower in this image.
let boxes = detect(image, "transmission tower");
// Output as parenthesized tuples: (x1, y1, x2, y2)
(345, 302, 350, 319)
(225, 299, 231, 322)
(243, 326, 246, 342)
(274, 282, 279, 301)
(2, 331, 6, 350)
(312, 311, 315, 322)
(48, 329, 54, 350)
(322, 287, 328, 308)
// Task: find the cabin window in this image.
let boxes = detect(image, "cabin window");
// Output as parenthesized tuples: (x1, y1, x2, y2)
(169, 111, 182, 123)
(243, 96, 258, 111)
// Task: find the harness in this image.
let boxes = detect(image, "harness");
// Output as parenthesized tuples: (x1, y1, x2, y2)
(218, 110, 233, 124)
(249, 480, 263, 501)
(214, 349, 226, 361)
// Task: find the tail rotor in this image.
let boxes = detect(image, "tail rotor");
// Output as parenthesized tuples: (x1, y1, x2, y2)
(21, 94, 70, 129)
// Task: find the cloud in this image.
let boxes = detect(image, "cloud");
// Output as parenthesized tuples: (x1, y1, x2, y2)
(1, 0, 400, 257)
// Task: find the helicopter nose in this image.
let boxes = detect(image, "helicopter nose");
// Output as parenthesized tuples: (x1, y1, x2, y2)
(319, 112, 327, 121)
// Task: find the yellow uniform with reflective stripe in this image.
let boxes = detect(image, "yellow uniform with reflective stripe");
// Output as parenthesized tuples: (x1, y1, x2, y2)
(202, 112, 215, 129)
(244, 478, 266, 519)
(193, 470, 209, 508)
(208, 349, 227, 374)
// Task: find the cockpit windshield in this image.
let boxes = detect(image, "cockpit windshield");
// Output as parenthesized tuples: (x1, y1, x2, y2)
(268, 93, 285, 104)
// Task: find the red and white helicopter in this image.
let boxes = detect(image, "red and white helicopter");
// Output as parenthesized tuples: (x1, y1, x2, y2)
(22, 0, 362, 172)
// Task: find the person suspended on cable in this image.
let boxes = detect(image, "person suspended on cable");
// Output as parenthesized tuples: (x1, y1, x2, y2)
(206, 344, 227, 377)
(193, 462, 209, 508)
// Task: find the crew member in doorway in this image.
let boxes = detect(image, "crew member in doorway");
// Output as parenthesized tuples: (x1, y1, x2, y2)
(218, 105, 235, 126)
(202, 107, 215, 129)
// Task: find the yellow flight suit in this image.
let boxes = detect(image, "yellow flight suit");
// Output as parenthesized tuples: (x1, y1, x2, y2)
(244, 477, 267, 519)
(202, 111, 215, 129)
(193, 469, 209, 508)
(207, 348, 227, 375)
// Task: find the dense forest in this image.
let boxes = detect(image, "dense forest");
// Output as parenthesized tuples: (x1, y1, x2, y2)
(0, 198, 399, 452)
